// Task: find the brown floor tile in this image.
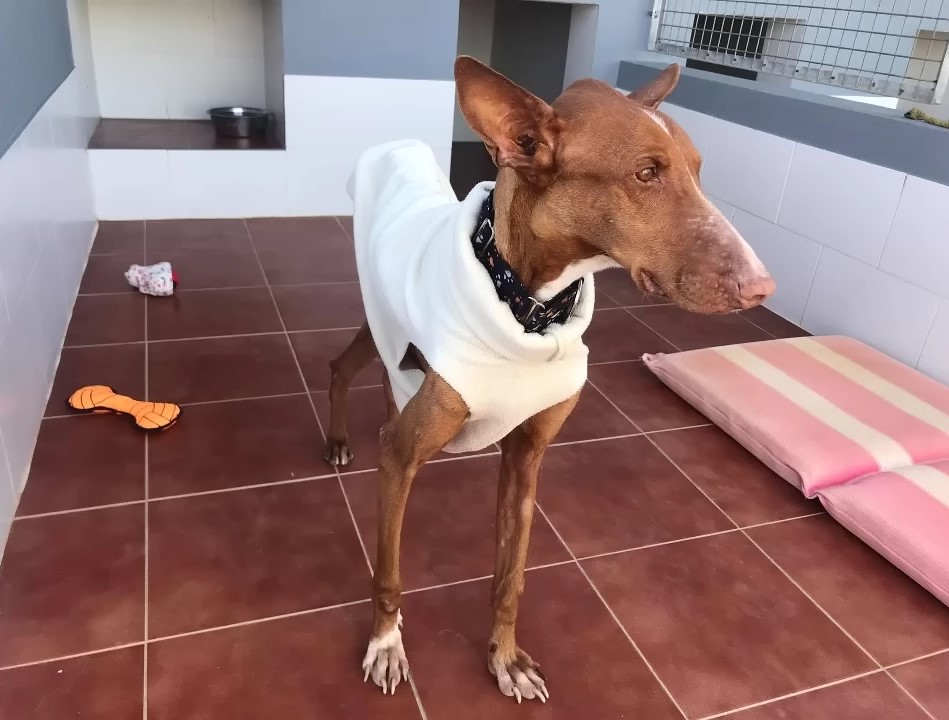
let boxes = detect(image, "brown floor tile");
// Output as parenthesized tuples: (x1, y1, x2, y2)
(595, 268, 656, 306)
(312, 387, 483, 474)
(46, 343, 145, 416)
(725, 673, 930, 719)
(0, 646, 144, 720)
(583, 532, 875, 718)
(88, 119, 189, 150)
(343, 455, 570, 590)
(91, 221, 145, 256)
(146, 287, 282, 340)
(145, 219, 252, 252)
(594, 289, 619, 308)
(17, 415, 144, 516)
(247, 217, 358, 285)
(631, 305, 772, 350)
(553, 382, 637, 444)
(272, 282, 365, 331)
(588, 360, 708, 432)
(889, 651, 949, 719)
(291, 329, 383, 391)
(651, 426, 819, 526)
(65, 294, 145, 346)
(79, 254, 145, 293)
(148, 334, 303, 404)
(748, 514, 949, 666)
(537, 436, 732, 557)
(147, 480, 368, 637)
(0, 506, 144, 666)
(144, 249, 265, 290)
(148, 395, 328, 498)
(146, 604, 421, 720)
(584, 309, 674, 363)
(742, 306, 810, 339)
(405, 565, 682, 720)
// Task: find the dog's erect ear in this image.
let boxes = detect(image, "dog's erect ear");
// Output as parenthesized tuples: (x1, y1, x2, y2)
(627, 64, 681, 108)
(455, 55, 560, 185)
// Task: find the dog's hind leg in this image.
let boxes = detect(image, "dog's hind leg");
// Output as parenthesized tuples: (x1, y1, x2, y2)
(489, 390, 580, 703)
(324, 322, 378, 466)
(363, 371, 468, 695)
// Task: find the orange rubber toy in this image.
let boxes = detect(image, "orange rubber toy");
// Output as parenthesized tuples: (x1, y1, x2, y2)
(67, 385, 181, 432)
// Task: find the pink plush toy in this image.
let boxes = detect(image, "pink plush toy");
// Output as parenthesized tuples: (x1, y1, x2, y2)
(125, 262, 178, 297)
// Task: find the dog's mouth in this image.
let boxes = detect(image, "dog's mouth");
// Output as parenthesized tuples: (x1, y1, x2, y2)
(637, 270, 669, 299)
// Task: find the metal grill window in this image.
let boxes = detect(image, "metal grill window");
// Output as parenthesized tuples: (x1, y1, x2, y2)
(648, 0, 949, 103)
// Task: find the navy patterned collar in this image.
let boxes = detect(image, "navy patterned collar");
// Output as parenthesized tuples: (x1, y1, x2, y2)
(471, 190, 583, 334)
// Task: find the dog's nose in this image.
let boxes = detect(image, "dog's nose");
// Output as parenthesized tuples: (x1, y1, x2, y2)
(737, 275, 776, 308)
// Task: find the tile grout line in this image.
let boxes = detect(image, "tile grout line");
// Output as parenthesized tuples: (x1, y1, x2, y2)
(41, 388, 383, 421)
(64, 326, 364, 351)
(532, 501, 691, 720)
(246, 218, 425, 714)
(693, 668, 888, 720)
(885, 671, 939, 720)
(11, 420, 736, 522)
(337, 216, 431, 717)
(0, 642, 148, 673)
(76, 279, 364, 297)
(143, 222, 150, 720)
(6, 504, 941, 678)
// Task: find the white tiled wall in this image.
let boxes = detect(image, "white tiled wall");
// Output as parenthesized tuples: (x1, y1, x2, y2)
(0, 0, 100, 551)
(662, 101, 948, 384)
(88, 0, 266, 119)
(90, 75, 457, 219)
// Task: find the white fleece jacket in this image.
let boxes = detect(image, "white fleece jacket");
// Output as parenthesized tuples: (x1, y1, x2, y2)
(349, 140, 595, 453)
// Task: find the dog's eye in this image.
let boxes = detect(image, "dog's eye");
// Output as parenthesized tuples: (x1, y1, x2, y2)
(635, 167, 658, 183)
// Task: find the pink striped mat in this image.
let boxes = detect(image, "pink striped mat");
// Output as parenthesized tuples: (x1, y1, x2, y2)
(644, 336, 949, 497)
(645, 336, 949, 606)
(821, 462, 949, 606)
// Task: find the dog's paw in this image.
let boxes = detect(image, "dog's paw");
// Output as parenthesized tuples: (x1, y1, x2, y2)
(362, 623, 408, 695)
(323, 437, 353, 467)
(489, 645, 548, 704)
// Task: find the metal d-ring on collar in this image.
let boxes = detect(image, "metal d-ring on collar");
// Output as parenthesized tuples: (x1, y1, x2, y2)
(470, 190, 583, 334)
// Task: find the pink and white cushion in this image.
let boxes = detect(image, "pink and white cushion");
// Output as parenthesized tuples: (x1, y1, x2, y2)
(643, 336, 949, 497)
(643, 335, 949, 606)
(820, 462, 949, 606)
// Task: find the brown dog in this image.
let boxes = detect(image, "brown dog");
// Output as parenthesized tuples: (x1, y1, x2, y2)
(325, 56, 774, 703)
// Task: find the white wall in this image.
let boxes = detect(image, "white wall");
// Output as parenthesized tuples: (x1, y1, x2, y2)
(659, 101, 948, 385)
(0, 0, 100, 552)
(90, 74, 456, 218)
(89, 0, 267, 119)
(454, 0, 497, 142)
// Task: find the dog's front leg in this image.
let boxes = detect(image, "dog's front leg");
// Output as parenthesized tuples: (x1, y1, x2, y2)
(490, 392, 580, 703)
(364, 371, 468, 695)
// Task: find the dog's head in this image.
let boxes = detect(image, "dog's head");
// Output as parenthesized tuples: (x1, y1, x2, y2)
(455, 56, 774, 313)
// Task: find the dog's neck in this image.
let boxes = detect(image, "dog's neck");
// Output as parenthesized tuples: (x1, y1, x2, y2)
(491, 169, 617, 301)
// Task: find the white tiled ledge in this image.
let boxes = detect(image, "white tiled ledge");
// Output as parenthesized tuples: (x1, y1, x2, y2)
(660, 101, 949, 385)
(90, 74, 457, 219)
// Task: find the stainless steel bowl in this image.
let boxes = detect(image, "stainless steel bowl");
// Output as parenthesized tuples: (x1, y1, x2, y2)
(207, 107, 271, 139)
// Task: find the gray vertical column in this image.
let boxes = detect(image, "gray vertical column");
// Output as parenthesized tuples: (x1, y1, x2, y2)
(281, 0, 461, 80)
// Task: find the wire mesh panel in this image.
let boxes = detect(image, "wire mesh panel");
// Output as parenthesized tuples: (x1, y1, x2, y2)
(648, 0, 949, 103)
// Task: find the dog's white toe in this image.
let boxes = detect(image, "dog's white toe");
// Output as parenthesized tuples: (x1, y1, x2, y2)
(362, 625, 409, 695)
(489, 648, 548, 703)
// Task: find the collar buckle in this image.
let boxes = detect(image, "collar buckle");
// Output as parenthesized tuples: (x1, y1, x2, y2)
(515, 296, 545, 331)
(474, 217, 494, 259)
